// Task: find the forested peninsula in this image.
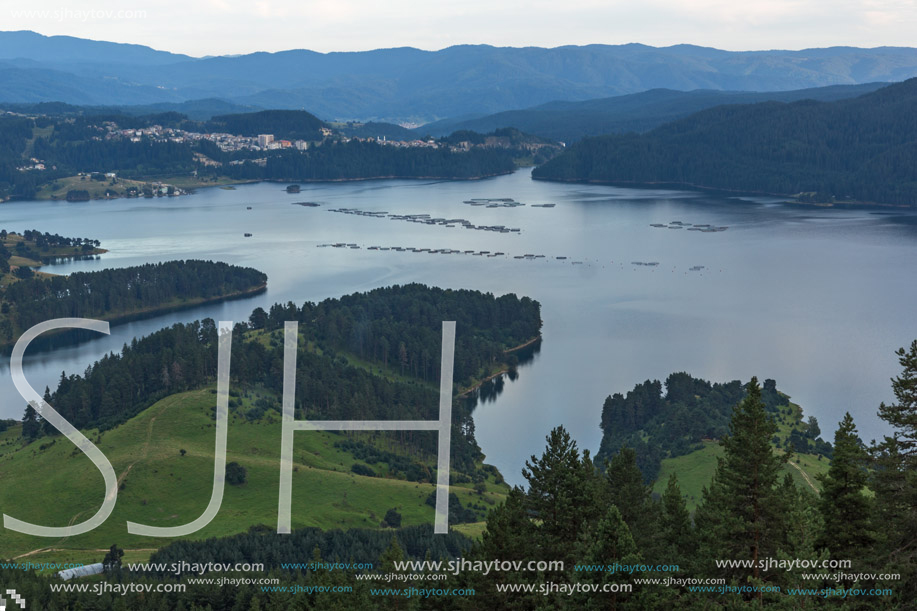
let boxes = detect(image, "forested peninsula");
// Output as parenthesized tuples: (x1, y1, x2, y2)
(0, 239, 268, 347)
(534, 78, 917, 206)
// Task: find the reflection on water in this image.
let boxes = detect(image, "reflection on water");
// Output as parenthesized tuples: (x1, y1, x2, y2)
(462, 339, 541, 410)
(2, 169, 916, 486)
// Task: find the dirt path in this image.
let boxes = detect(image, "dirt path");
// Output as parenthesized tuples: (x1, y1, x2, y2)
(788, 461, 818, 493)
(503, 335, 541, 353)
(13, 547, 158, 560)
(10, 395, 184, 561)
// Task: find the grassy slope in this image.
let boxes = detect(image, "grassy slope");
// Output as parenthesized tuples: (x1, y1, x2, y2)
(651, 401, 831, 511)
(0, 388, 506, 562)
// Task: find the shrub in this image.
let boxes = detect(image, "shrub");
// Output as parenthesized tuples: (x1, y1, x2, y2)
(226, 461, 248, 485)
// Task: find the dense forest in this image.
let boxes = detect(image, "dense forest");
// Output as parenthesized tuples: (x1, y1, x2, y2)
(0, 260, 267, 344)
(22, 284, 541, 474)
(213, 140, 516, 181)
(596, 373, 833, 482)
(5, 343, 916, 609)
(0, 115, 46, 199)
(422, 83, 886, 143)
(204, 110, 326, 140)
(534, 78, 917, 205)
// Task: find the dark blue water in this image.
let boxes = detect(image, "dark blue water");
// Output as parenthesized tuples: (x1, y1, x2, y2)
(2, 168, 915, 485)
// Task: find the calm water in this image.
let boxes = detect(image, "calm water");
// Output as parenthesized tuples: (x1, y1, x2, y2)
(2, 168, 915, 485)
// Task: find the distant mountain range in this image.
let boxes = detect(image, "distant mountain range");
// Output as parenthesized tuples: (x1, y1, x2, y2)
(3, 31, 917, 123)
(533, 78, 917, 206)
(417, 83, 889, 142)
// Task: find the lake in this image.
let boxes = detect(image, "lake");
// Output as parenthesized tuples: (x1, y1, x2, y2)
(2, 168, 915, 486)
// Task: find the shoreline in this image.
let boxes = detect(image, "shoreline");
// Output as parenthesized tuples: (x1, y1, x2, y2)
(531, 175, 915, 209)
(0, 282, 267, 351)
(7, 171, 515, 204)
(503, 335, 541, 353)
(457, 334, 542, 398)
(263, 170, 514, 183)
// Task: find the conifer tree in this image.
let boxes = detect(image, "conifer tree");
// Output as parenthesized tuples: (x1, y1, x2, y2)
(772, 474, 830, 598)
(878, 340, 917, 455)
(604, 446, 650, 526)
(817, 412, 873, 558)
(522, 426, 603, 563)
(660, 473, 697, 565)
(574, 505, 642, 610)
(871, 340, 917, 605)
(21, 404, 40, 440)
(478, 487, 535, 561)
(694, 377, 787, 594)
(604, 445, 663, 560)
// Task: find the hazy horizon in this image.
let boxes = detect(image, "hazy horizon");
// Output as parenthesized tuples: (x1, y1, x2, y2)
(6, 28, 917, 60)
(4, 0, 916, 57)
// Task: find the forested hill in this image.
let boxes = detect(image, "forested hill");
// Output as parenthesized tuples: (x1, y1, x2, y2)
(0, 260, 267, 346)
(419, 82, 886, 143)
(216, 140, 518, 182)
(533, 78, 917, 206)
(26, 284, 541, 469)
(204, 110, 325, 140)
(597, 373, 832, 483)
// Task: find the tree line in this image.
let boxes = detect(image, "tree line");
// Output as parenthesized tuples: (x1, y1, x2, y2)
(445, 343, 917, 609)
(22, 284, 541, 475)
(534, 77, 917, 206)
(0, 228, 101, 277)
(597, 372, 832, 483)
(213, 140, 516, 182)
(0, 260, 267, 344)
(6, 341, 915, 609)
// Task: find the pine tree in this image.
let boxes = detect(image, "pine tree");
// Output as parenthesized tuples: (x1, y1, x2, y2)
(659, 473, 697, 565)
(521, 426, 603, 563)
(478, 487, 535, 561)
(817, 412, 873, 558)
(878, 340, 917, 455)
(773, 474, 830, 596)
(604, 446, 650, 526)
(870, 340, 917, 605)
(574, 505, 642, 610)
(468, 487, 540, 610)
(103, 544, 124, 575)
(694, 377, 787, 595)
(375, 537, 418, 611)
(21, 405, 40, 441)
(604, 445, 663, 561)
(40, 386, 56, 436)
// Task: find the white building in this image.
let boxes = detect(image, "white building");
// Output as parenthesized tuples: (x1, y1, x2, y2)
(58, 563, 104, 581)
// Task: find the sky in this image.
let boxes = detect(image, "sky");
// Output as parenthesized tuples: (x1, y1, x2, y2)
(3, 0, 916, 56)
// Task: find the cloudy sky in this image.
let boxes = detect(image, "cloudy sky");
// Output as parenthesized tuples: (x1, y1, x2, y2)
(5, 0, 917, 56)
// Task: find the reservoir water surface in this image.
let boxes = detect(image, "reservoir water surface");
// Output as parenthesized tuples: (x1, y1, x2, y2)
(2, 168, 915, 485)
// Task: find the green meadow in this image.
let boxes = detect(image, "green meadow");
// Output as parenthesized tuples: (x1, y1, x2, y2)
(0, 388, 506, 563)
